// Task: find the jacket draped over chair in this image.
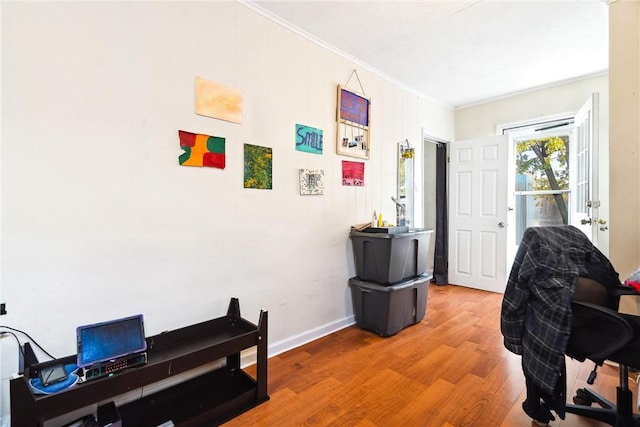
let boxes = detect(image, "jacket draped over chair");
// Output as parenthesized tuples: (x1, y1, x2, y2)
(501, 225, 620, 419)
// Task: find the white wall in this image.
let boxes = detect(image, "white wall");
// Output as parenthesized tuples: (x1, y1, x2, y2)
(0, 1, 454, 421)
(608, 0, 640, 317)
(455, 75, 608, 140)
(609, 0, 640, 281)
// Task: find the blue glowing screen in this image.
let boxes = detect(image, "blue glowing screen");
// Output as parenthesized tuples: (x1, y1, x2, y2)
(76, 314, 147, 367)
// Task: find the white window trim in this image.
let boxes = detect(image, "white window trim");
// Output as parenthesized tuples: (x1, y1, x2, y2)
(496, 112, 575, 136)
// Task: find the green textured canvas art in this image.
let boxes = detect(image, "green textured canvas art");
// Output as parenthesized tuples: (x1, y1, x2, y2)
(244, 144, 272, 189)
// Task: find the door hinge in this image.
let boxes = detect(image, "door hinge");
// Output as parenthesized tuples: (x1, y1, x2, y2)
(586, 200, 601, 208)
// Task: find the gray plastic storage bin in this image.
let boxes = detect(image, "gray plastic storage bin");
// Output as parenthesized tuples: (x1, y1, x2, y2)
(349, 274, 431, 337)
(350, 228, 433, 285)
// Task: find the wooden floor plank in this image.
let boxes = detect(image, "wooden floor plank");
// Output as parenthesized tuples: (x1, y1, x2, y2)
(225, 283, 635, 426)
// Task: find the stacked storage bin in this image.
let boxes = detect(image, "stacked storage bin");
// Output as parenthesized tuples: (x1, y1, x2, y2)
(349, 228, 434, 336)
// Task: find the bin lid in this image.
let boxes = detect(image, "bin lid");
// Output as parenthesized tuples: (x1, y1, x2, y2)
(361, 226, 409, 234)
(350, 228, 434, 238)
(348, 273, 433, 291)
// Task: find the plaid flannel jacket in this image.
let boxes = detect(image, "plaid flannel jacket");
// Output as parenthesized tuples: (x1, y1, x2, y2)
(501, 225, 619, 396)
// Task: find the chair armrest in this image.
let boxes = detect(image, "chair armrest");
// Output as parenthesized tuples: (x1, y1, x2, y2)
(615, 285, 640, 296)
(568, 300, 634, 362)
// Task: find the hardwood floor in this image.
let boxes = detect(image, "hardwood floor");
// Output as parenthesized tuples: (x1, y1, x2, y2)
(223, 283, 633, 427)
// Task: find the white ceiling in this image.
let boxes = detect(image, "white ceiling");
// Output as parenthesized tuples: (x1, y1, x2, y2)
(246, 0, 609, 108)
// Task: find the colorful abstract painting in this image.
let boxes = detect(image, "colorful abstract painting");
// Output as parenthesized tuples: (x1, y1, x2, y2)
(342, 160, 365, 186)
(178, 130, 225, 169)
(338, 87, 370, 126)
(244, 144, 272, 189)
(295, 124, 323, 154)
(299, 169, 324, 195)
(195, 76, 243, 124)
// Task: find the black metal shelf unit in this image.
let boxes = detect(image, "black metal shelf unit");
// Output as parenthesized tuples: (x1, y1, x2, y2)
(10, 298, 268, 426)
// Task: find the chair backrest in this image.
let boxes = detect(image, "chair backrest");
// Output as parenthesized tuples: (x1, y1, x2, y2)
(572, 277, 608, 306)
(567, 277, 633, 363)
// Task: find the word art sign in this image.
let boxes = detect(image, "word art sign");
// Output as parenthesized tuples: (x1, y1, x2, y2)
(295, 124, 323, 155)
(342, 160, 364, 186)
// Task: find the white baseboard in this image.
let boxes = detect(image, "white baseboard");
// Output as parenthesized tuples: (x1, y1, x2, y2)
(240, 315, 355, 366)
(269, 315, 356, 357)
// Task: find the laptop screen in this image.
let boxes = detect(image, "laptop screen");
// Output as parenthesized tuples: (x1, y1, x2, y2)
(76, 314, 147, 368)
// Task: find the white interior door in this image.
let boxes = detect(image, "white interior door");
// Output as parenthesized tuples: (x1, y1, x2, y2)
(570, 93, 600, 245)
(448, 135, 509, 293)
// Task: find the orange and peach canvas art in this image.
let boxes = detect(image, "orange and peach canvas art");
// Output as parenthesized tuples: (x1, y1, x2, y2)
(195, 76, 242, 124)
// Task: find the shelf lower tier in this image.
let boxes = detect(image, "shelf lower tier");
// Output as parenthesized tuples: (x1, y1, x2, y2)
(117, 367, 269, 427)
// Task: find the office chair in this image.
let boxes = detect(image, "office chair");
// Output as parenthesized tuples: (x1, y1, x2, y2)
(501, 225, 636, 426)
(565, 277, 640, 427)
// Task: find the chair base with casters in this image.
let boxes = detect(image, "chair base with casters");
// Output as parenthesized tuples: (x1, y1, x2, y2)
(566, 364, 640, 427)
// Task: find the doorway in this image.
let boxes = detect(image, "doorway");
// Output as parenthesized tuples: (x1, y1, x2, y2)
(502, 94, 601, 267)
(448, 94, 602, 293)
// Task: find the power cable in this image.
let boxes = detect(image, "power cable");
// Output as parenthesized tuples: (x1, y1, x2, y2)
(0, 325, 56, 360)
(0, 331, 25, 360)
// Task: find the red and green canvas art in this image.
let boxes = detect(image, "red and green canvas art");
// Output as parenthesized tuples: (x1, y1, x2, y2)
(178, 130, 225, 169)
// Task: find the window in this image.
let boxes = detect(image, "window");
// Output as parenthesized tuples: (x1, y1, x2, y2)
(513, 134, 570, 243)
(500, 115, 574, 246)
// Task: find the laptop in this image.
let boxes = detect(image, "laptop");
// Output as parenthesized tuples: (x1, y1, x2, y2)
(76, 314, 147, 381)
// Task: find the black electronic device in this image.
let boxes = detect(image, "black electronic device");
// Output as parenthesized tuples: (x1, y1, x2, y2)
(83, 353, 147, 382)
(39, 362, 68, 387)
(76, 314, 147, 381)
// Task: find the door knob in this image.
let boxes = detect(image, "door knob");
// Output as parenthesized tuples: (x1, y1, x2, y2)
(581, 218, 607, 226)
(498, 222, 505, 228)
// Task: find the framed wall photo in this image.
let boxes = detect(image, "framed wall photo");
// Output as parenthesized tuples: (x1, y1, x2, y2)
(336, 85, 370, 160)
(298, 169, 325, 195)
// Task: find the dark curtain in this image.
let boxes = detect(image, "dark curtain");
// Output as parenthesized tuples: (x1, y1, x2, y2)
(433, 143, 448, 285)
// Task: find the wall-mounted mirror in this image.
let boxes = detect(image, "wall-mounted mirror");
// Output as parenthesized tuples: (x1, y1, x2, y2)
(396, 141, 415, 227)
